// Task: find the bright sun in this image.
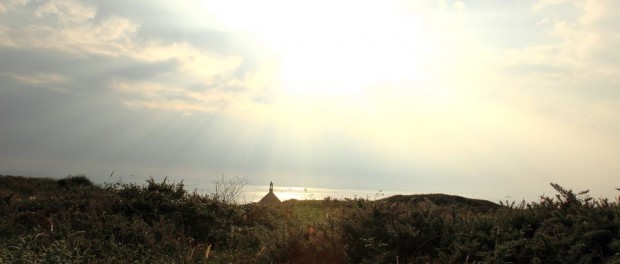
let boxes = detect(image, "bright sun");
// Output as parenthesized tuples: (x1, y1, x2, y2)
(203, 0, 437, 99)
(199, 0, 468, 155)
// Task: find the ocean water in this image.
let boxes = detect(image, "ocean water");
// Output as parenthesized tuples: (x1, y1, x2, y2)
(242, 185, 403, 203)
(101, 178, 505, 204)
(100, 178, 403, 203)
(180, 182, 408, 203)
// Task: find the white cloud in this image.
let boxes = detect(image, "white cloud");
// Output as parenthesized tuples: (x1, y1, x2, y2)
(9, 72, 69, 85)
(0, 0, 29, 14)
(0, 0, 139, 57)
(1, 72, 71, 92)
(34, 0, 96, 23)
(112, 80, 236, 115)
(1, 20, 138, 56)
(486, 0, 620, 170)
(508, 0, 620, 87)
(0, 0, 256, 114)
(134, 42, 243, 84)
(2, 0, 620, 200)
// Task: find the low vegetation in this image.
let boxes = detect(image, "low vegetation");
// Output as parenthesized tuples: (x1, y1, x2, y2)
(1, 174, 619, 263)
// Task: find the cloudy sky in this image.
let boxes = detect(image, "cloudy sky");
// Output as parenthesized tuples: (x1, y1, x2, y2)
(1, 0, 619, 201)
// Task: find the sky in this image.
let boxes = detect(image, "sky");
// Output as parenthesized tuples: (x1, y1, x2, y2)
(1, 0, 619, 202)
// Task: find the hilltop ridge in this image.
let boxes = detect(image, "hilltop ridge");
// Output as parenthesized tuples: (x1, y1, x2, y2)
(381, 193, 500, 212)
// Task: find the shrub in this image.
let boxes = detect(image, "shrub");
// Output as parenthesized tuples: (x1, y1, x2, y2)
(2, 175, 620, 263)
(57, 175, 92, 189)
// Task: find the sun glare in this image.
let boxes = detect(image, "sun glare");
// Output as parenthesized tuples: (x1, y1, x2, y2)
(203, 0, 438, 99)
(200, 0, 471, 165)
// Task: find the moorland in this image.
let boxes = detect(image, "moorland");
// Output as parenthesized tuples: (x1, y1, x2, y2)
(1, 174, 619, 263)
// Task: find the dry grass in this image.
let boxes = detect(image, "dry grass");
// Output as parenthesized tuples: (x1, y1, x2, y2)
(1, 175, 620, 263)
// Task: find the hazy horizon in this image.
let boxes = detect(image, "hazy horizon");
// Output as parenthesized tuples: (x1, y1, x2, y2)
(0, 173, 602, 204)
(2, 0, 620, 202)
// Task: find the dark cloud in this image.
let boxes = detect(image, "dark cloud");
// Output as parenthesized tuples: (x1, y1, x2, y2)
(0, 47, 181, 96)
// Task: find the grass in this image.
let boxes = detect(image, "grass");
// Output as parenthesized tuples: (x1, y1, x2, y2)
(1, 174, 619, 263)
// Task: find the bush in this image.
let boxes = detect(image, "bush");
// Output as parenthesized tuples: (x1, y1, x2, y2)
(57, 175, 93, 189)
(2, 175, 620, 263)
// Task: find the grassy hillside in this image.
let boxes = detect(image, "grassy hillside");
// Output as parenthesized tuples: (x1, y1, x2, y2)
(0, 175, 60, 196)
(381, 193, 500, 212)
(1, 175, 619, 263)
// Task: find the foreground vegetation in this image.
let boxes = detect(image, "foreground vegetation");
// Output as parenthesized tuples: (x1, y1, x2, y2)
(1, 175, 619, 263)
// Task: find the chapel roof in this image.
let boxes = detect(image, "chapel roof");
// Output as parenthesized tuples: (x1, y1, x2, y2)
(259, 181, 281, 205)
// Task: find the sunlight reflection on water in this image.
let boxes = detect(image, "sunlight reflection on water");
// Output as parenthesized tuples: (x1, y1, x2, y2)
(241, 185, 408, 203)
(181, 182, 407, 203)
(103, 178, 507, 204)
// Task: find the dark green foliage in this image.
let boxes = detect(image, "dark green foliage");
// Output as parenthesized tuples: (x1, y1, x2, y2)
(0, 175, 59, 195)
(384, 193, 500, 212)
(57, 174, 93, 189)
(2, 175, 620, 263)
